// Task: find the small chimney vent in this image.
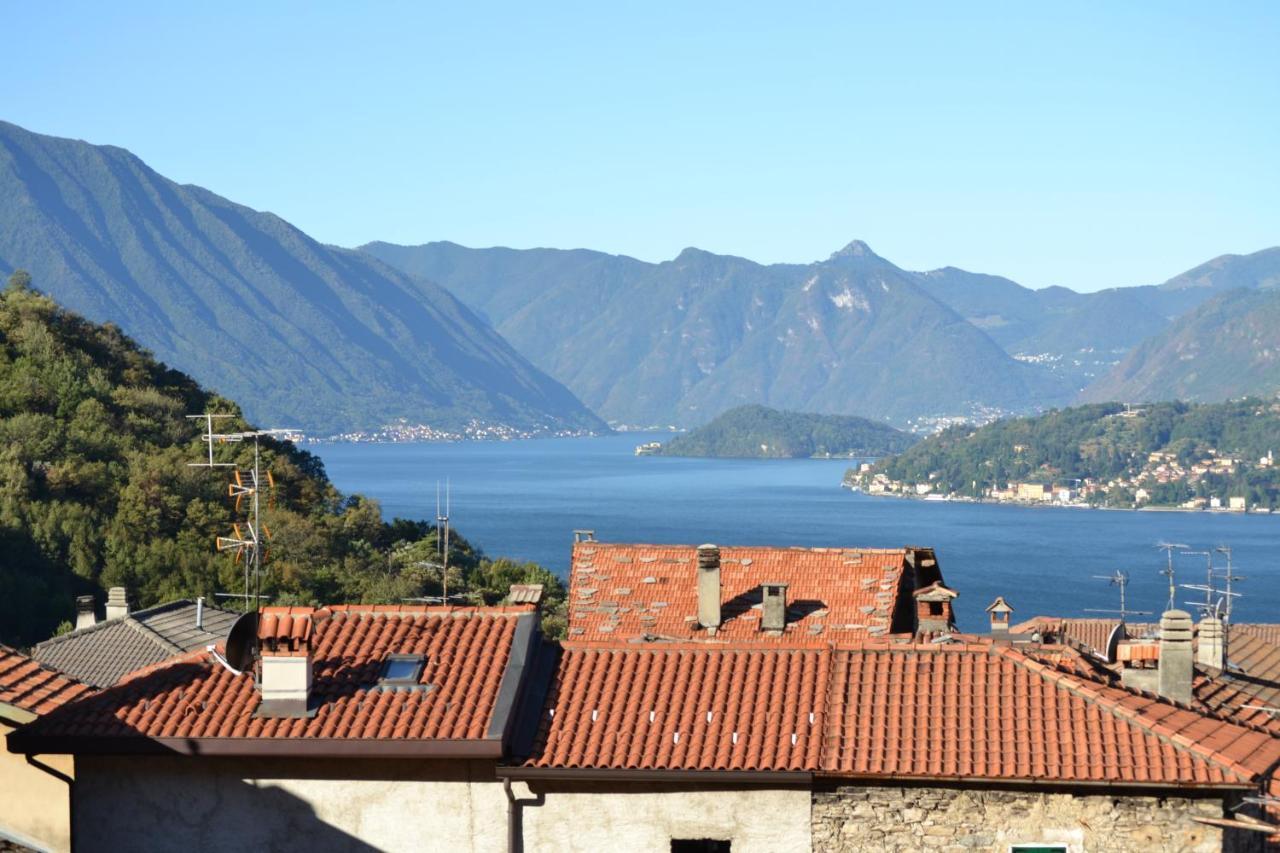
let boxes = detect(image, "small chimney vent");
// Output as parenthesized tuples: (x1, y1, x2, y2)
(75, 595, 97, 631)
(986, 596, 1013, 640)
(1197, 615, 1225, 671)
(696, 544, 722, 633)
(761, 583, 788, 633)
(912, 582, 958, 634)
(1158, 609, 1193, 705)
(195, 597, 205, 631)
(106, 587, 130, 621)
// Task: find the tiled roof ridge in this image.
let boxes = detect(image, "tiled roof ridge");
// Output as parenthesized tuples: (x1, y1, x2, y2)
(321, 604, 535, 616)
(121, 613, 186, 657)
(576, 542, 908, 555)
(990, 644, 1277, 784)
(561, 639, 837, 653)
(32, 598, 232, 652)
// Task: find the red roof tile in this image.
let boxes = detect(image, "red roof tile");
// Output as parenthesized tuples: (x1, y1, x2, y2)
(568, 543, 938, 644)
(0, 644, 94, 716)
(11, 606, 536, 750)
(524, 640, 1280, 789)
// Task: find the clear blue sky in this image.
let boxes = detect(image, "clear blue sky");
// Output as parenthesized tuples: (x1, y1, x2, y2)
(4, 2, 1277, 290)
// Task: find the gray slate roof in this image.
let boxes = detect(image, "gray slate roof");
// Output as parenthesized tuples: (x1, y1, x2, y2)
(32, 600, 239, 688)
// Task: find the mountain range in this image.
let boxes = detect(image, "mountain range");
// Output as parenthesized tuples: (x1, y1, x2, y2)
(0, 121, 604, 435)
(363, 240, 1280, 428)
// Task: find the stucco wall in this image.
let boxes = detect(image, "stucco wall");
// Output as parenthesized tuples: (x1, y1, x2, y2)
(811, 784, 1256, 853)
(72, 757, 811, 853)
(518, 780, 811, 853)
(0, 719, 74, 853)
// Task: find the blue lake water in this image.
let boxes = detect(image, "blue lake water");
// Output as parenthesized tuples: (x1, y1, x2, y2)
(314, 433, 1279, 630)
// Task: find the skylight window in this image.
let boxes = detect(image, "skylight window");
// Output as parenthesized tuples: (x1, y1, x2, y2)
(379, 653, 425, 685)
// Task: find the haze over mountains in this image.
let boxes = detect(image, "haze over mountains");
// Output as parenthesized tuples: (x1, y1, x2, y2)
(363, 240, 1280, 428)
(0, 121, 604, 435)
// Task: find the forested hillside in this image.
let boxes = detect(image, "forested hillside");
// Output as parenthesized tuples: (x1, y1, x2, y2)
(1080, 288, 1280, 405)
(0, 272, 564, 646)
(0, 121, 603, 435)
(851, 400, 1280, 509)
(656, 405, 916, 458)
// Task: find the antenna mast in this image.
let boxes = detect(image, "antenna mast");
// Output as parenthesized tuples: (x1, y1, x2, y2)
(436, 479, 452, 605)
(1084, 570, 1151, 622)
(1156, 542, 1187, 612)
(188, 414, 291, 611)
(1215, 545, 1244, 622)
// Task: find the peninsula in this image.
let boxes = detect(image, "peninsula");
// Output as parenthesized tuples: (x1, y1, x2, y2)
(650, 404, 916, 459)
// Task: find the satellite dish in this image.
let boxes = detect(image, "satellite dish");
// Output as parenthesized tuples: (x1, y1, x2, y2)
(1105, 621, 1128, 664)
(224, 611, 260, 673)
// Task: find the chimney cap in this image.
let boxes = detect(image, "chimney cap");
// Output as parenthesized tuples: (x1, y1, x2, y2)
(985, 596, 1013, 614)
(913, 581, 957, 601)
(697, 543, 718, 551)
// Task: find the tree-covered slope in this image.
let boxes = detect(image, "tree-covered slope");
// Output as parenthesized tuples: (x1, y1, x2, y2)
(0, 273, 565, 646)
(1080, 288, 1280, 405)
(655, 404, 916, 458)
(0, 121, 604, 435)
(853, 399, 1280, 507)
(364, 239, 1071, 428)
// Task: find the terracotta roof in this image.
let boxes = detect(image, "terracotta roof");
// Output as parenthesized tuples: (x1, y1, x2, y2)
(32, 599, 240, 688)
(568, 543, 939, 644)
(0, 644, 94, 717)
(526, 644, 828, 771)
(521, 640, 1280, 790)
(10, 606, 540, 755)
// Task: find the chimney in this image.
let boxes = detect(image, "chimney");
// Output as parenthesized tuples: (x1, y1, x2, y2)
(195, 597, 205, 631)
(105, 587, 130, 621)
(912, 582, 958, 634)
(696, 544, 722, 634)
(257, 608, 314, 718)
(1158, 609, 1193, 705)
(761, 583, 788, 633)
(74, 595, 97, 631)
(1197, 615, 1225, 671)
(986, 596, 1013, 640)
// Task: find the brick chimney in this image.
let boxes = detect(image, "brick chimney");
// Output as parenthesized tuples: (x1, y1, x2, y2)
(105, 587, 130, 621)
(986, 596, 1013, 640)
(1197, 615, 1225, 671)
(257, 608, 314, 718)
(761, 583, 788, 633)
(1158, 610, 1193, 704)
(696, 544, 722, 634)
(74, 595, 97, 631)
(912, 582, 957, 633)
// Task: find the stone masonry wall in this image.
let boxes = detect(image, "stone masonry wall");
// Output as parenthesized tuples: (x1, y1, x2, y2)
(812, 785, 1261, 853)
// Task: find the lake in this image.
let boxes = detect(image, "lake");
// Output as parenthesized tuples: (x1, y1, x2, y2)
(314, 433, 1279, 630)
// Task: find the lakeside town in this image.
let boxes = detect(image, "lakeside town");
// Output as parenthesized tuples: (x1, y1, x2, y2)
(847, 446, 1277, 512)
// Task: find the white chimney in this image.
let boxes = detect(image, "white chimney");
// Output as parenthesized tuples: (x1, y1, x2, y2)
(1197, 616, 1225, 671)
(258, 609, 314, 718)
(696, 544, 722, 634)
(195, 597, 205, 631)
(1158, 610, 1194, 704)
(105, 587, 130, 621)
(74, 595, 97, 631)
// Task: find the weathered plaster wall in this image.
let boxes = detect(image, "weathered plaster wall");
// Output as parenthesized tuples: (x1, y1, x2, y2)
(71, 758, 811, 853)
(0, 719, 73, 853)
(518, 780, 811, 853)
(73, 756, 508, 853)
(811, 784, 1255, 853)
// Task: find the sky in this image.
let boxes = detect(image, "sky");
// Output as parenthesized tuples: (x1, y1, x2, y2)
(4, 2, 1278, 291)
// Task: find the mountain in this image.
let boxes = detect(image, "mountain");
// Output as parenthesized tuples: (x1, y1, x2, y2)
(653, 404, 917, 458)
(361, 239, 1071, 428)
(1080, 287, 1280, 404)
(0, 121, 605, 435)
(915, 248, 1280, 389)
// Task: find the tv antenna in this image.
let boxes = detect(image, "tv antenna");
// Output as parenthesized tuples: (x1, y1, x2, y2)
(436, 478, 451, 605)
(1215, 545, 1244, 622)
(1156, 542, 1188, 612)
(1177, 549, 1237, 618)
(1084, 570, 1151, 622)
(188, 414, 293, 611)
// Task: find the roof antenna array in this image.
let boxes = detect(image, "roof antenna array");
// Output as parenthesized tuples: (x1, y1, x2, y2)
(187, 414, 294, 612)
(401, 479, 461, 606)
(1156, 542, 1187, 613)
(1214, 545, 1244, 622)
(1084, 570, 1151, 624)
(1177, 548, 1240, 620)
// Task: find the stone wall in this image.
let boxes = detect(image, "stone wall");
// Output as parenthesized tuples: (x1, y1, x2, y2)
(812, 784, 1259, 853)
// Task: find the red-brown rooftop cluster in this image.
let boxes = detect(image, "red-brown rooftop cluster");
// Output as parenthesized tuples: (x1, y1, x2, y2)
(0, 644, 94, 717)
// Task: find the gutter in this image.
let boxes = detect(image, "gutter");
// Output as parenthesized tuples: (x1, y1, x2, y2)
(6, 734, 505, 759)
(499, 766, 813, 785)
